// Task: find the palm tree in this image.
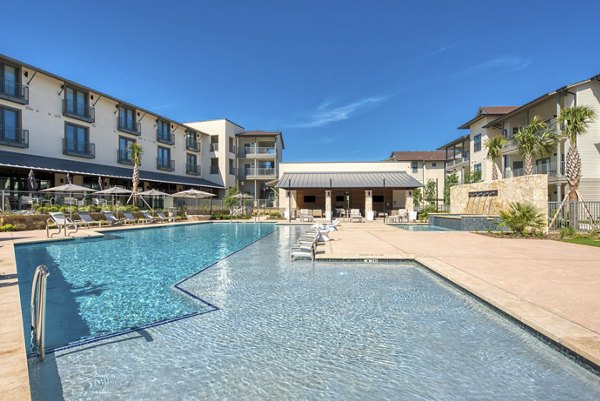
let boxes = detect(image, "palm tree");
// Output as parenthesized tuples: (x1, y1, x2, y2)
(557, 105, 596, 200)
(484, 135, 507, 180)
(513, 116, 558, 175)
(128, 142, 143, 203)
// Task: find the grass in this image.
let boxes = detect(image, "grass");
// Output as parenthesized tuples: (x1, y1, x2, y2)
(561, 236, 600, 247)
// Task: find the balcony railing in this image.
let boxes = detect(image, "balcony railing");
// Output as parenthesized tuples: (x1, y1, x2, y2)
(63, 138, 95, 158)
(186, 163, 201, 175)
(241, 167, 277, 177)
(118, 119, 141, 136)
(0, 126, 29, 148)
(62, 99, 95, 123)
(117, 149, 133, 165)
(240, 146, 276, 157)
(0, 79, 28, 104)
(186, 138, 200, 152)
(445, 155, 469, 167)
(503, 161, 565, 178)
(210, 143, 219, 152)
(157, 158, 174, 171)
(229, 167, 236, 175)
(229, 145, 236, 154)
(210, 165, 220, 174)
(156, 131, 175, 145)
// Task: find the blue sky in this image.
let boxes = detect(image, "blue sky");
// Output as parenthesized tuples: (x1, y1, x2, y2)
(3, 0, 600, 161)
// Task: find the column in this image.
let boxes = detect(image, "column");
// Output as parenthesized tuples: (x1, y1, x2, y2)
(365, 190, 373, 220)
(556, 141, 562, 177)
(405, 190, 414, 211)
(325, 190, 332, 221)
(557, 183, 562, 202)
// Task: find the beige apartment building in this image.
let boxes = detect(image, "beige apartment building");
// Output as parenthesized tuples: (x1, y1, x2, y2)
(484, 75, 600, 201)
(0, 54, 283, 209)
(387, 150, 446, 203)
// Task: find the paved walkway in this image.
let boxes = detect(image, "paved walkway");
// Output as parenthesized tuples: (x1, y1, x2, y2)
(317, 221, 600, 367)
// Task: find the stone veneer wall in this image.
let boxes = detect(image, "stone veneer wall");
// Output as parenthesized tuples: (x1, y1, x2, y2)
(450, 175, 548, 220)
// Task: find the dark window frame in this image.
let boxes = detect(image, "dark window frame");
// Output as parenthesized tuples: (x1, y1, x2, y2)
(64, 122, 94, 158)
(118, 136, 136, 165)
(303, 195, 316, 203)
(0, 104, 28, 148)
(117, 105, 140, 135)
(473, 134, 482, 152)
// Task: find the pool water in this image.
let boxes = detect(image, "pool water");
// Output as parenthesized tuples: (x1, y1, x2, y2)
(393, 223, 452, 231)
(15, 223, 275, 351)
(20, 225, 600, 400)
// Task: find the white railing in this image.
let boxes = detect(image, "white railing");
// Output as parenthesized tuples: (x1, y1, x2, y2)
(503, 161, 565, 178)
(243, 168, 277, 177)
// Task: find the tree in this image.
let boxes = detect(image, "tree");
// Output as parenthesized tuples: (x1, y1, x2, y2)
(224, 186, 240, 208)
(557, 105, 596, 200)
(423, 179, 437, 207)
(513, 116, 558, 175)
(464, 169, 482, 184)
(413, 187, 422, 208)
(128, 142, 143, 203)
(499, 202, 545, 236)
(444, 172, 459, 205)
(484, 135, 508, 180)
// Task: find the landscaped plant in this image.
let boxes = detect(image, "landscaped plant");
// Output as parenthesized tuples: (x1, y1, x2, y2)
(499, 202, 546, 236)
(484, 135, 508, 180)
(0, 223, 16, 232)
(463, 169, 482, 184)
(423, 179, 437, 207)
(128, 142, 143, 203)
(413, 187, 422, 207)
(559, 226, 576, 239)
(513, 116, 558, 175)
(444, 172, 459, 205)
(557, 105, 596, 200)
(224, 186, 240, 208)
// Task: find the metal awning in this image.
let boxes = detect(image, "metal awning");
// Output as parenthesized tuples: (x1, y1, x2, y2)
(277, 171, 423, 189)
(0, 150, 224, 189)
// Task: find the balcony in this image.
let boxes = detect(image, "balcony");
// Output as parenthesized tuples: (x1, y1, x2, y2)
(210, 165, 220, 174)
(63, 139, 95, 158)
(0, 79, 28, 104)
(210, 143, 219, 152)
(157, 158, 174, 171)
(186, 163, 201, 175)
(186, 138, 200, 152)
(445, 154, 469, 168)
(229, 167, 236, 176)
(240, 167, 277, 178)
(503, 161, 565, 178)
(117, 149, 133, 165)
(62, 99, 95, 123)
(118, 119, 141, 136)
(0, 126, 29, 148)
(239, 146, 276, 158)
(156, 131, 175, 145)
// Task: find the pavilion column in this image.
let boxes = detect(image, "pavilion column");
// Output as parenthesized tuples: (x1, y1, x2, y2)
(325, 190, 332, 221)
(365, 190, 373, 220)
(405, 190, 414, 212)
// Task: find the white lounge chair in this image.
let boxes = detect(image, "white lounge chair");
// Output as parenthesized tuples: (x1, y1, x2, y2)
(312, 219, 339, 231)
(122, 211, 141, 224)
(46, 212, 78, 238)
(155, 210, 169, 222)
(408, 211, 418, 222)
(75, 211, 103, 228)
(350, 209, 363, 223)
(299, 209, 314, 222)
(141, 211, 157, 224)
(102, 211, 123, 226)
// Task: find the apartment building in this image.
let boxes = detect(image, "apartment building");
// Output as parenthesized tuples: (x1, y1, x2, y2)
(184, 120, 284, 202)
(387, 150, 446, 202)
(0, 54, 283, 208)
(484, 75, 600, 201)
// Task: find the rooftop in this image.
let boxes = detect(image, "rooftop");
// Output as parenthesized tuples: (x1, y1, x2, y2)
(389, 150, 446, 162)
(458, 106, 520, 129)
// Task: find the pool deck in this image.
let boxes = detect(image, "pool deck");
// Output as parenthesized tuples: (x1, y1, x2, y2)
(1, 219, 600, 399)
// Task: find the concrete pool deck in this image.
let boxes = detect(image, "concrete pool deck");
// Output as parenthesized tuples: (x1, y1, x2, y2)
(1, 219, 600, 399)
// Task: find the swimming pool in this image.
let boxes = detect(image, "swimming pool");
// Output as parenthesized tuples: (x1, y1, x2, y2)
(20, 225, 600, 400)
(15, 223, 276, 352)
(392, 223, 452, 231)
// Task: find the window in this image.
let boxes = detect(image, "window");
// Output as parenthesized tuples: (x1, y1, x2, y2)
(373, 195, 384, 202)
(473, 134, 481, 152)
(335, 195, 344, 202)
(473, 163, 482, 173)
(0, 62, 27, 103)
(64, 123, 94, 158)
(64, 86, 93, 121)
(0, 106, 28, 147)
(512, 127, 519, 140)
(186, 153, 200, 175)
(118, 136, 135, 164)
(303, 195, 316, 203)
(411, 161, 418, 173)
(210, 135, 219, 152)
(156, 120, 172, 144)
(432, 162, 437, 167)
(186, 131, 200, 151)
(210, 158, 219, 174)
(157, 146, 173, 170)
(229, 137, 235, 153)
(229, 158, 235, 175)
(118, 105, 140, 135)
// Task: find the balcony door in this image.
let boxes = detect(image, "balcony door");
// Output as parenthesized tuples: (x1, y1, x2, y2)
(65, 87, 87, 116)
(0, 107, 18, 140)
(65, 123, 88, 153)
(1, 64, 17, 97)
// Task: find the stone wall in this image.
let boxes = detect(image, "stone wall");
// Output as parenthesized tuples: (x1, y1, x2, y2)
(450, 175, 548, 220)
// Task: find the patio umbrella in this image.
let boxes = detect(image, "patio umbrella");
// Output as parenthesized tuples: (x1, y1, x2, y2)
(172, 189, 216, 211)
(66, 173, 72, 185)
(42, 183, 97, 220)
(98, 176, 103, 191)
(137, 189, 171, 210)
(230, 192, 253, 212)
(27, 169, 37, 191)
(94, 187, 133, 218)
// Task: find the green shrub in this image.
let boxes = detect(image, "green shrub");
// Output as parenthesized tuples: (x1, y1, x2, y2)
(499, 202, 546, 236)
(0, 223, 16, 232)
(559, 226, 576, 239)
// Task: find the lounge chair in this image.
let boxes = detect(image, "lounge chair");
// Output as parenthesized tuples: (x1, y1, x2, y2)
(75, 211, 103, 228)
(46, 212, 78, 238)
(155, 210, 169, 222)
(122, 211, 141, 224)
(350, 209, 363, 223)
(299, 209, 314, 222)
(408, 211, 418, 222)
(141, 211, 157, 224)
(312, 219, 339, 231)
(102, 211, 123, 226)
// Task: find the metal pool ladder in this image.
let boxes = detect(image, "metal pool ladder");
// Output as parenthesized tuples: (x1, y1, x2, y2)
(30, 265, 50, 360)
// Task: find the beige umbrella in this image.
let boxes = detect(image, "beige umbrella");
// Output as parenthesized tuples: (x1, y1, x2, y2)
(95, 187, 133, 218)
(42, 184, 97, 220)
(172, 189, 216, 211)
(137, 189, 171, 210)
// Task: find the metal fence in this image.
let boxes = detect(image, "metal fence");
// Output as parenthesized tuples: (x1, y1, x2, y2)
(548, 201, 600, 232)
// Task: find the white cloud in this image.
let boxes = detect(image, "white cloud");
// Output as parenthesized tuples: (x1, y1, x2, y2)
(290, 96, 387, 128)
(460, 56, 531, 75)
